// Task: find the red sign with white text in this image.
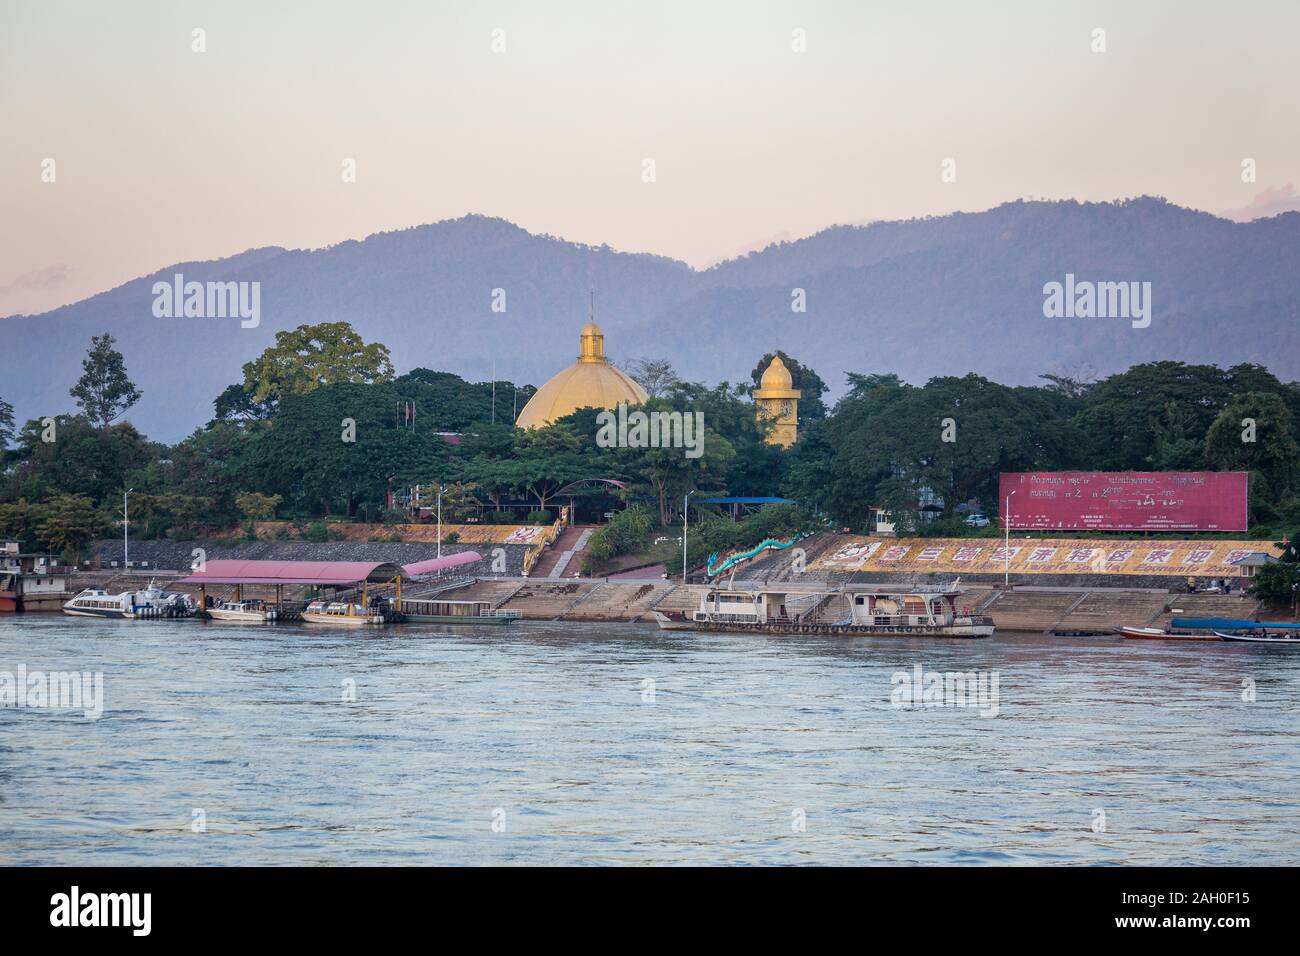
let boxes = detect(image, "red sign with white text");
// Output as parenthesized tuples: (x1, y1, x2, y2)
(999, 472, 1248, 531)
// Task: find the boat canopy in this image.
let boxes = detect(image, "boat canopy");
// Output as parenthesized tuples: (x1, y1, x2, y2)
(1172, 617, 1300, 630)
(176, 560, 408, 586)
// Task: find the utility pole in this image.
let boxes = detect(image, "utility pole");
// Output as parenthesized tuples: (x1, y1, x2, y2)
(436, 483, 446, 564)
(1003, 489, 1016, 589)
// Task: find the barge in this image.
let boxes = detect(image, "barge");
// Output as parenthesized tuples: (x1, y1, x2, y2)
(653, 583, 994, 638)
(400, 598, 521, 625)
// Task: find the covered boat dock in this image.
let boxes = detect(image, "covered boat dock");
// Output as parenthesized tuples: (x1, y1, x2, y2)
(175, 560, 411, 619)
(174, 552, 483, 621)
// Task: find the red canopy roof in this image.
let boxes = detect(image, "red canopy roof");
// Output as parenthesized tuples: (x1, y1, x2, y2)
(176, 560, 407, 586)
(401, 551, 482, 577)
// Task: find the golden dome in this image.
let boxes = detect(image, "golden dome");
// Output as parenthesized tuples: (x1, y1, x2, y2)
(516, 321, 648, 428)
(760, 355, 794, 390)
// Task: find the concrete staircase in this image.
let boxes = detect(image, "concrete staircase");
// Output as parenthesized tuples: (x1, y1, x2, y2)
(529, 525, 594, 579)
(1050, 591, 1172, 634)
(498, 581, 598, 619)
(567, 581, 677, 621)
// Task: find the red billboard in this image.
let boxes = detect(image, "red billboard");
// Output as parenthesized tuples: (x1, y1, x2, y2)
(998, 472, 1248, 532)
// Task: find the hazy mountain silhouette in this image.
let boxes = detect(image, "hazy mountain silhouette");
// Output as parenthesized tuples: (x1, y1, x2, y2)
(4, 197, 1297, 442)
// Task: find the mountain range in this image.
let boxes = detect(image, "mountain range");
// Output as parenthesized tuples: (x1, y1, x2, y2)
(4, 196, 1298, 443)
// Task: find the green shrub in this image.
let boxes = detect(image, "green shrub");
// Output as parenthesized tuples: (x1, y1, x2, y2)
(1250, 562, 1300, 605)
(305, 521, 330, 543)
(444, 531, 460, 545)
(588, 505, 656, 561)
(525, 510, 552, 524)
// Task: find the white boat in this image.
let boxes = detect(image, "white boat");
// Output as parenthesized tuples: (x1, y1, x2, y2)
(653, 583, 993, 638)
(207, 599, 278, 623)
(63, 582, 197, 619)
(301, 600, 385, 627)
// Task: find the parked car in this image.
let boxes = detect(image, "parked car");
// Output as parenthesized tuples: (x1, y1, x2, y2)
(964, 514, 991, 528)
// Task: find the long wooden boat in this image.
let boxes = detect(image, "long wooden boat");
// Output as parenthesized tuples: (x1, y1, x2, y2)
(1215, 629, 1300, 644)
(1120, 626, 1221, 641)
(400, 598, 521, 625)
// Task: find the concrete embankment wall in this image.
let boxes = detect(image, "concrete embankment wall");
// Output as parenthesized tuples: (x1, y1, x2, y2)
(448, 579, 1272, 634)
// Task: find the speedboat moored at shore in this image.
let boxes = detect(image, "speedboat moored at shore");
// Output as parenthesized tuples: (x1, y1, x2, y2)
(301, 600, 386, 626)
(207, 599, 278, 623)
(63, 582, 197, 619)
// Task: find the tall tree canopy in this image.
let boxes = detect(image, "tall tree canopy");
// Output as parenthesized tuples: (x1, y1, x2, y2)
(240, 321, 395, 411)
(70, 333, 142, 429)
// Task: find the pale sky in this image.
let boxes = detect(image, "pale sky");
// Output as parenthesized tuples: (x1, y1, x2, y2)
(2, 0, 1297, 315)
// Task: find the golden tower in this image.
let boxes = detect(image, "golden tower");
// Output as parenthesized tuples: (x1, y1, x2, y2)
(515, 318, 648, 429)
(753, 355, 800, 446)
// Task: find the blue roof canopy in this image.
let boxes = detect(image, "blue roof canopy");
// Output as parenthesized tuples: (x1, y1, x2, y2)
(699, 496, 791, 505)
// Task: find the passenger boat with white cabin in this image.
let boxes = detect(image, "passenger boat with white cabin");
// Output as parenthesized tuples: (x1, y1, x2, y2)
(63, 581, 197, 619)
(652, 582, 994, 638)
(301, 600, 386, 626)
(207, 599, 278, 623)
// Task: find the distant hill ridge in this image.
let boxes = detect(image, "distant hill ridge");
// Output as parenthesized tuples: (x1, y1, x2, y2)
(4, 197, 1298, 442)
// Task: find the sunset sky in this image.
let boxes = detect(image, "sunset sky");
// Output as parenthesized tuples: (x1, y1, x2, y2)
(2, 0, 1297, 315)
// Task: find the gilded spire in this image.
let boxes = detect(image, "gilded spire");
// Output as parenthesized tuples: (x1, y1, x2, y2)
(580, 289, 605, 362)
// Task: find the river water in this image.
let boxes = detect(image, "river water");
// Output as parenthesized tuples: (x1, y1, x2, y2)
(2, 614, 1298, 865)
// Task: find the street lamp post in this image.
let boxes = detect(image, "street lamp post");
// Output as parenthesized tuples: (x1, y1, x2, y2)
(682, 489, 696, 585)
(123, 487, 133, 571)
(436, 484, 446, 563)
(1003, 490, 1016, 589)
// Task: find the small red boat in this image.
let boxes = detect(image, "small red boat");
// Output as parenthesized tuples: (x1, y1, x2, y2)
(1120, 626, 1221, 641)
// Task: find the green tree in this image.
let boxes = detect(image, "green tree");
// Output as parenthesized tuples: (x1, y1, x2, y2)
(0, 499, 43, 549)
(0, 393, 14, 447)
(610, 397, 736, 525)
(784, 374, 1065, 528)
(241, 321, 395, 409)
(843, 372, 903, 403)
(1204, 393, 1298, 507)
(37, 494, 107, 560)
(1249, 562, 1300, 607)
(70, 333, 142, 429)
(213, 382, 276, 423)
(235, 491, 283, 522)
(625, 358, 680, 398)
(6, 416, 159, 507)
(1071, 362, 1287, 470)
(510, 425, 590, 512)
(245, 382, 455, 516)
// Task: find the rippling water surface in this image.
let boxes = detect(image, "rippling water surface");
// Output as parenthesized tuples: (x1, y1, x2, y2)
(2, 614, 1298, 865)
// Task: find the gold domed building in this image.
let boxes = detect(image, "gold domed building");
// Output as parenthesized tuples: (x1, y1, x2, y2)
(516, 320, 648, 428)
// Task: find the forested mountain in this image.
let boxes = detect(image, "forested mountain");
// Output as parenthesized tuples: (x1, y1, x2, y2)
(4, 197, 1298, 441)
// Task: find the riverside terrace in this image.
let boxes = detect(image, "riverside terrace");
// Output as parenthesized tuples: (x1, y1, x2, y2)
(50, 528, 1290, 636)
